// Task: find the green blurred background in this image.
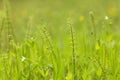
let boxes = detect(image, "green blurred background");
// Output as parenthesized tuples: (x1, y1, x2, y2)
(0, 0, 119, 23)
(0, 0, 120, 41)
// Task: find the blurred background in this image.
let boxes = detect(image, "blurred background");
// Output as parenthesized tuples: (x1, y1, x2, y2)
(0, 0, 119, 23)
(0, 0, 120, 41)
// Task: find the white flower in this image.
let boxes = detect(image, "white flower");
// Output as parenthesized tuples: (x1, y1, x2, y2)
(105, 16, 109, 20)
(21, 56, 26, 62)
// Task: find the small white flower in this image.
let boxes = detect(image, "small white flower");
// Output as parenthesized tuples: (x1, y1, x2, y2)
(21, 56, 26, 62)
(105, 16, 109, 20)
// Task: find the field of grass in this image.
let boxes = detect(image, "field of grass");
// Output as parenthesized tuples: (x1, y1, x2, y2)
(0, 0, 120, 80)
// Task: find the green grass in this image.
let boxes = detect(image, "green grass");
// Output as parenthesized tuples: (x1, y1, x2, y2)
(0, 0, 120, 80)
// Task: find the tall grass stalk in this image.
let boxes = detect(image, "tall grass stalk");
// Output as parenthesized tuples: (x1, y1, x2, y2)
(2, 0, 17, 79)
(40, 25, 60, 79)
(40, 25, 56, 63)
(89, 11, 96, 40)
(67, 18, 76, 80)
(3, 0, 15, 52)
(25, 16, 33, 79)
(0, 17, 4, 49)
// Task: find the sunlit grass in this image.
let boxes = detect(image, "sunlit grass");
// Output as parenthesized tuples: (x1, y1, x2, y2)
(0, 0, 120, 80)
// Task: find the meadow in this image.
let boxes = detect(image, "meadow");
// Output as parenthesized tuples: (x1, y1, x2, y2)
(0, 0, 120, 80)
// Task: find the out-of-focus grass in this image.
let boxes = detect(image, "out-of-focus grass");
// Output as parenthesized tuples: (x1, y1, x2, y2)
(6, 0, 120, 41)
(0, 0, 120, 80)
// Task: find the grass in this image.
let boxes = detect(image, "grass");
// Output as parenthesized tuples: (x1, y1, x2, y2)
(0, 0, 120, 80)
(67, 18, 76, 80)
